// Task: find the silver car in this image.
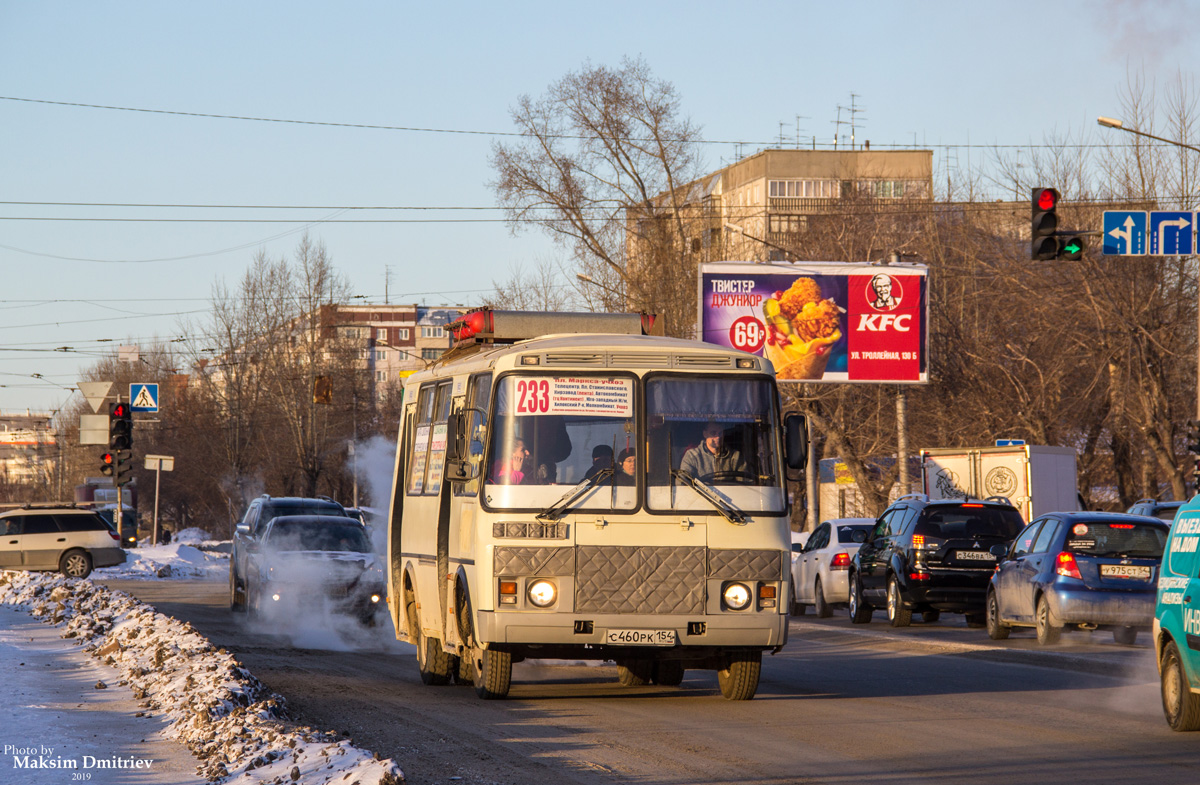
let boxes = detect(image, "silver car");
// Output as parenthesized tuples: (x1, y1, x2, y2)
(0, 507, 126, 578)
(791, 518, 873, 617)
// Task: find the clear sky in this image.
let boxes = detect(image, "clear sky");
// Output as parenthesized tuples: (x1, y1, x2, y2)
(0, 0, 1195, 415)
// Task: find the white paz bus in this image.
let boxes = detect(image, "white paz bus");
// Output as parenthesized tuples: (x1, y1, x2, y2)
(386, 309, 807, 700)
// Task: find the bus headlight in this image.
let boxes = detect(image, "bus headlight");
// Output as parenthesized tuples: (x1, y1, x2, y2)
(528, 579, 557, 608)
(723, 582, 752, 611)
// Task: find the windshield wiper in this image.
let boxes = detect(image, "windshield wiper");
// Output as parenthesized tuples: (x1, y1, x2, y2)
(672, 469, 746, 524)
(537, 469, 613, 521)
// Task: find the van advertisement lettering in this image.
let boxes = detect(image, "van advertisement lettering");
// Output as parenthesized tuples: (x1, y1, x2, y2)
(699, 262, 928, 384)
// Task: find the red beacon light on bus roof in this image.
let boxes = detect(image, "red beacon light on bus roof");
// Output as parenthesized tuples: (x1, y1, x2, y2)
(450, 309, 493, 341)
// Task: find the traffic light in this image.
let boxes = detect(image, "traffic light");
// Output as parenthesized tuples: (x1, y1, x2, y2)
(1187, 420, 1200, 455)
(100, 452, 115, 477)
(108, 401, 132, 451)
(1031, 187, 1059, 260)
(113, 450, 134, 486)
(1059, 234, 1086, 261)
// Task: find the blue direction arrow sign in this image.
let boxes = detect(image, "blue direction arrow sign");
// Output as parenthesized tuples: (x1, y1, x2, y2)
(1149, 211, 1195, 255)
(130, 383, 159, 412)
(995, 439, 1026, 446)
(1103, 211, 1147, 255)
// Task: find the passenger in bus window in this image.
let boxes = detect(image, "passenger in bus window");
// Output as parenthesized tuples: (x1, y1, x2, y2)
(615, 447, 637, 485)
(680, 421, 747, 479)
(492, 439, 529, 484)
(583, 444, 614, 481)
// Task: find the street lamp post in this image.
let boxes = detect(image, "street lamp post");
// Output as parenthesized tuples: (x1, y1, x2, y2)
(1097, 116, 1200, 155)
(575, 273, 626, 306)
(1098, 116, 1200, 488)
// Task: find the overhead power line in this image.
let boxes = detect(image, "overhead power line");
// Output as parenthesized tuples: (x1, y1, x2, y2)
(0, 95, 1174, 151)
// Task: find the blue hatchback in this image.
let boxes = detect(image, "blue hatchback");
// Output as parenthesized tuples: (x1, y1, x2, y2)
(986, 512, 1168, 645)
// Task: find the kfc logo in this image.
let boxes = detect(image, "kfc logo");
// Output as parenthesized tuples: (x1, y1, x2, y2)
(867, 273, 902, 311)
(856, 313, 912, 332)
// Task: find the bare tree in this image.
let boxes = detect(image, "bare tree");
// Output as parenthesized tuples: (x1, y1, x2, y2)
(491, 57, 704, 334)
(484, 256, 576, 311)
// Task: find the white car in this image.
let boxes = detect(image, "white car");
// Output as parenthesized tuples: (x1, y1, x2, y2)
(790, 530, 810, 565)
(791, 518, 873, 617)
(0, 507, 126, 578)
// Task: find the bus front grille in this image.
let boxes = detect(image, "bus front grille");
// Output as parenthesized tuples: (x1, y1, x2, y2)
(575, 545, 705, 614)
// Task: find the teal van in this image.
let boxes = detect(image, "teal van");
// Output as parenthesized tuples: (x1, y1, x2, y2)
(1154, 495, 1200, 730)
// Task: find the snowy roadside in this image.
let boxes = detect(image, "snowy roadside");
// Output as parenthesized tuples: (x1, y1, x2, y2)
(0, 570, 403, 785)
(94, 527, 231, 581)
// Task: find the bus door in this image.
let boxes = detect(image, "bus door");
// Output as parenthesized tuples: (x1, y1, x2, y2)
(404, 381, 452, 634)
(449, 373, 491, 645)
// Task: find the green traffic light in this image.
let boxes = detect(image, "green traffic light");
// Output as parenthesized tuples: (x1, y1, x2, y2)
(1064, 241, 1080, 254)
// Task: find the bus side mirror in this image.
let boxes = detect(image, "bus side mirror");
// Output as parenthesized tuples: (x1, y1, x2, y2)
(444, 412, 469, 482)
(784, 413, 808, 471)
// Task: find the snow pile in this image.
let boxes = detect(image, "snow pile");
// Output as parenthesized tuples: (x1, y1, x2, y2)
(0, 570, 403, 785)
(95, 541, 229, 581)
(173, 528, 217, 546)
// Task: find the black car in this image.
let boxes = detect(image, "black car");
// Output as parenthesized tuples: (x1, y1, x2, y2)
(230, 495, 349, 612)
(243, 515, 385, 625)
(849, 494, 1025, 627)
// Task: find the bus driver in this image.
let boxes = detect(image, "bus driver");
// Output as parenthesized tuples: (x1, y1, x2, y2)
(679, 421, 747, 479)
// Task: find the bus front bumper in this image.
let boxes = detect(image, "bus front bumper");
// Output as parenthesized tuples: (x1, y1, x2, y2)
(476, 610, 788, 650)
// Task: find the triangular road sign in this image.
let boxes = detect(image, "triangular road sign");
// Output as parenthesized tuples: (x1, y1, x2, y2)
(78, 381, 114, 414)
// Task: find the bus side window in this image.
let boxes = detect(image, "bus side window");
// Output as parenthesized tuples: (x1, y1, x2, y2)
(457, 373, 492, 497)
(406, 385, 437, 496)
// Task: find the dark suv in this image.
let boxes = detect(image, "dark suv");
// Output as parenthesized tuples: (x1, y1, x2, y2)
(849, 494, 1025, 627)
(1125, 498, 1183, 524)
(229, 495, 348, 611)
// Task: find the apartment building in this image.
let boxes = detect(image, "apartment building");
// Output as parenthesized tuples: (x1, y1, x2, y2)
(0, 411, 57, 486)
(321, 304, 468, 399)
(629, 148, 934, 266)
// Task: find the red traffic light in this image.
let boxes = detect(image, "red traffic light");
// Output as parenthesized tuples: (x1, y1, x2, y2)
(100, 452, 115, 476)
(1036, 189, 1057, 211)
(110, 402, 129, 418)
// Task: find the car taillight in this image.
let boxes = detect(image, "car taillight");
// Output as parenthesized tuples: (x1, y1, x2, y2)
(831, 552, 851, 570)
(109, 530, 120, 542)
(1055, 551, 1082, 580)
(912, 534, 925, 547)
(908, 572, 931, 581)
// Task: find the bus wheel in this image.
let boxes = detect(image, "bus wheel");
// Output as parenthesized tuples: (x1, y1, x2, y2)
(717, 650, 761, 701)
(411, 602, 453, 685)
(616, 659, 653, 686)
(473, 647, 512, 700)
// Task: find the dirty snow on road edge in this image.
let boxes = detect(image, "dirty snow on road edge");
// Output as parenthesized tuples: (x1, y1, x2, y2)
(0, 570, 403, 785)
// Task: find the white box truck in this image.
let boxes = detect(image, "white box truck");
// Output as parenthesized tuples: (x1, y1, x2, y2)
(920, 445, 1078, 522)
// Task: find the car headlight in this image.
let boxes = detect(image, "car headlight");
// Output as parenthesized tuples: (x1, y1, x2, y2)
(723, 582, 752, 611)
(527, 579, 557, 608)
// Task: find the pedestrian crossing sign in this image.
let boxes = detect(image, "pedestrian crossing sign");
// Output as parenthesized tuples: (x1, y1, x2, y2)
(130, 383, 159, 412)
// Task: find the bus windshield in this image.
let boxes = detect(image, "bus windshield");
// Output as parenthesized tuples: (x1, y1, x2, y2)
(646, 377, 785, 515)
(484, 374, 638, 511)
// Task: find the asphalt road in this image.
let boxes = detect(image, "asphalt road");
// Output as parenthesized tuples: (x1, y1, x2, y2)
(98, 579, 1200, 785)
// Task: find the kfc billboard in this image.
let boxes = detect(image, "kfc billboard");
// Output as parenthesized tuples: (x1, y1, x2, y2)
(698, 261, 929, 384)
